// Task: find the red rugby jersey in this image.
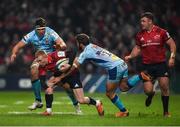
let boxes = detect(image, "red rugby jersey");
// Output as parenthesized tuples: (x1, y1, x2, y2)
(136, 25, 170, 64)
(39, 51, 66, 73)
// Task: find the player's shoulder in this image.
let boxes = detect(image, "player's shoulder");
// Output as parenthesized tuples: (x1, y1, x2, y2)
(153, 25, 167, 33)
(46, 27, 56, 33)
(136, 30, 144, 38)
(24, 29, 36, 39)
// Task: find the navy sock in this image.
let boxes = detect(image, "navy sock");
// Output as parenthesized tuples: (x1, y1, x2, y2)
(88, 97, 96, 105)
(161, 96, 169, 113)
(65, 89, 78, 106)
(45, 94, 53, 108)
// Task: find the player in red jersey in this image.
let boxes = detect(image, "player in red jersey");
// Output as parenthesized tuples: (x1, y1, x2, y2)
(35, 50, 104, 116)
(125, 12, 176, 117)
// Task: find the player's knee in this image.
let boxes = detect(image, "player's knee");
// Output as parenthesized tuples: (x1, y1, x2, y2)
(30, 67, 39, 80)
(106, 92, 113, 99)
(119, 85, 129, 92)
(45, 87, 53, 94)
(161, 87, 169, 96)
(77, 98, 86, 104)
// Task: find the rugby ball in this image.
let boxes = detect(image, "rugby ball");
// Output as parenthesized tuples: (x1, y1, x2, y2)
(56, 58, 69, 71)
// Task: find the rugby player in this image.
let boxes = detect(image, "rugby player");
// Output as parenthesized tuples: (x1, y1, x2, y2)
(53, 33, 151, 117)
(10, 17, 81, 113)
(125, 12, 176, 117)
(35, 50, 104, 116)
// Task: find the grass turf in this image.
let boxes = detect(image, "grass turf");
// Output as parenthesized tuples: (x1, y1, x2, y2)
(0, 91, 180, 126)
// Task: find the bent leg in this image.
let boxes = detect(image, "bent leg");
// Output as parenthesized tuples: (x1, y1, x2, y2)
(106, 82, 127, 112)
(30, 64, 42, 102)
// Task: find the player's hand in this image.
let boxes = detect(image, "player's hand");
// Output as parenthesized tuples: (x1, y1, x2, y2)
(10, 54, 16, 63)
(124, 55, 132, 63)
(60, 64, 71, 72)
(168, 58, 175, 68)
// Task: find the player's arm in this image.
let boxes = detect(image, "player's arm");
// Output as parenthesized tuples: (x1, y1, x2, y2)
(125, 45, 141, 62)
(53, 57, 80, 83)
(10, 41, 26, 63)
(55, 37, 67, 51)
(166, 38, 176, 67)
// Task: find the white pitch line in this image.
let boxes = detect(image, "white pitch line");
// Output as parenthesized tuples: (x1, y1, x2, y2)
(8, 111, 83, 115)
(0, 105, 7, 108)
(14, 101, 24, 105)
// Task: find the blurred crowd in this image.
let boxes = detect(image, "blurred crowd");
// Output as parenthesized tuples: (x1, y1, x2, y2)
(0, 0, 179, 75)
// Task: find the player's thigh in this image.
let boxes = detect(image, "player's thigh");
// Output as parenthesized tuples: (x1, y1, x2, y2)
(158, 77, 169, 95)
(143, 81, 154, 93)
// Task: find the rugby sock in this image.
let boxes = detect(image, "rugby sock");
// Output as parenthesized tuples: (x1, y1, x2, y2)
(32, 79, 42, 102)
(161, 96, 169, 113)
(88, 97, 96, 105)
(127, 75, 141, 88)
(111, 95, 126, 112)
(45, 94, 53, 108)
(65, 89, 78, 106)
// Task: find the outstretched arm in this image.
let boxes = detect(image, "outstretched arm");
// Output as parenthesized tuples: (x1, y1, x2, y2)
(52, 57, 81, 84)
(10, 41, 26, 63)
(125, 45, 141, 62)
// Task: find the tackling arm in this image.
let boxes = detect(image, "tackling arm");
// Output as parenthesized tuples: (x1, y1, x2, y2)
(125, 45, 141, 62)
(55, 37, 67, 51)
(53, 57, 80, 84)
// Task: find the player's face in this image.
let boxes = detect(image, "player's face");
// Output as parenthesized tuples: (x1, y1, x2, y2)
(140, 17, 152, 30)
(36, 27, 45, 36)
(37, 55, 48, 67)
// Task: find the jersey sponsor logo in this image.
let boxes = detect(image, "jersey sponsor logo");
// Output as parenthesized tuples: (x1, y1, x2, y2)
(154, 34, 160, 39)
(164, 72, 169, 76)
(45, 37, 49, 44)
(57, 51, 65, 57)
(74, 83, 79, 88)
(140, 37, 144, 41)
(142, 42, 160, 47)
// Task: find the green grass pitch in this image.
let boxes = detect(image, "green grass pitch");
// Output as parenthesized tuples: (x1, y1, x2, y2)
(0, 91, 180, 126)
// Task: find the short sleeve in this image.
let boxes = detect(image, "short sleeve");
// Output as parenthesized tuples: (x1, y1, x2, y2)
(77, 47, 89, 64)
(135, 34, 141, 46)
(21, 32, 32, 44)
(161, 30, 171, 42)
(50, 29, 60, 41)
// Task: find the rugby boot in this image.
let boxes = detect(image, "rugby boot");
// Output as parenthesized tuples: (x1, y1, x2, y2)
(140, 71, 152, 81)
(145, 91, 155, 107)
(164, 112, 171, 117)
(115, 110, 129, 117)
(41, 111, 52, 116)
(74, 103, 83, 115)
(28, 101, 43, 110)
(96, 100, 104, 116)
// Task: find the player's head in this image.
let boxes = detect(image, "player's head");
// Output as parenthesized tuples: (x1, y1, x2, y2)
(140, 12, 154, 30)
(35, 17, 46, 36)
(35, 50, 48, 67)
(75, 33, 90, 51)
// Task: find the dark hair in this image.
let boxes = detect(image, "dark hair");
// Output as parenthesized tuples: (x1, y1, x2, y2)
(75, 33, 90, 46)
(141, 12, 154, 22)
(35, 17, 46, 28)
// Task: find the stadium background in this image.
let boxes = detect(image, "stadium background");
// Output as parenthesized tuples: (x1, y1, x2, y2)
(0, 0, 179, 93)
